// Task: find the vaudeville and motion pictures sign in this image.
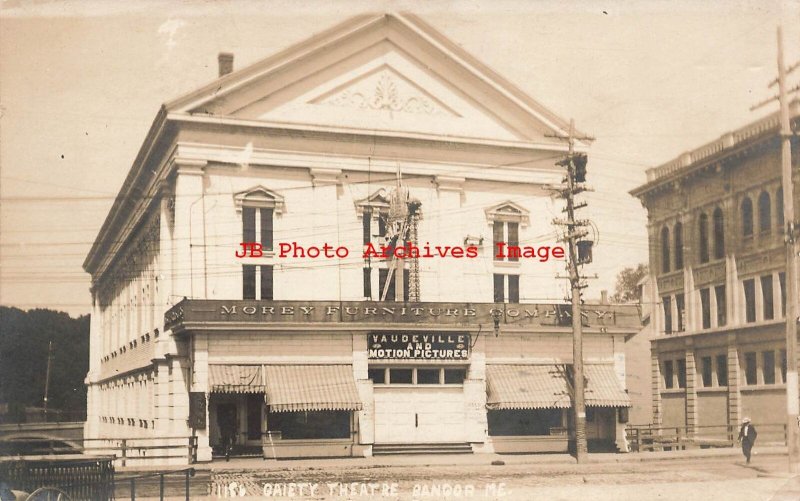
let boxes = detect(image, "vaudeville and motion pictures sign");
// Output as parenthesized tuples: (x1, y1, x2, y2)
(368, 332, 470, 360)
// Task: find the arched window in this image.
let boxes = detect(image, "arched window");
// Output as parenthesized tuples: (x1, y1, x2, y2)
(777, 188, 785, 229)
(758, 191, 771, 233)
(741, 196, 754, 238)
(661, 226, 671, 273)
(698, 213, 709, 264)
(674, 222, 684, 269)
(713, 207, 725, 259)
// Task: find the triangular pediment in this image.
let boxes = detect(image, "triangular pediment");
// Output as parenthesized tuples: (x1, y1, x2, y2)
(167, 13, 577, 145)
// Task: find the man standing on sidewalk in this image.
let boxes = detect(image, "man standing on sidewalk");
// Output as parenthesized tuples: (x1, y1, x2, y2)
(737, 417, 758, 464)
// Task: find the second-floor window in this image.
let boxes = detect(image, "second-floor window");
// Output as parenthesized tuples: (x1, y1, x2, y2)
(493, 274, 520, 303)
(675, 293, 686, 332)
(676, 358, 686, 388)
(715, 285, 727, 327)
(761, 274, 774, 320)
(700, 288, 711, 330)
(701, 356, 713, 387)
(243, 264, 273, 300)
(664, 360, 674, 389)
(743, 279, 756, 323)
(242, 207, 273, 250)
(674, 222, 684, 269)
(662, 296, 672, 334)
(493, 221, 519, 262)
(744, 351, 757, 385)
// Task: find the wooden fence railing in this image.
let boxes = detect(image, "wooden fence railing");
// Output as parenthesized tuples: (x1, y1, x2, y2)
(81, 436, 198, 466)
(626, 423, 786, 452)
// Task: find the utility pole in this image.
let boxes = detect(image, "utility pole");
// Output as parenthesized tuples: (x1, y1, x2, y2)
(43, 340, 54, 420)
(751, 25, 800, 472)
(777, 26, 800, 473)
(550, 119, 594, 463)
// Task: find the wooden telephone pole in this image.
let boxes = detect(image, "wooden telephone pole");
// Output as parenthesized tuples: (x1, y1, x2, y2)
(550, 119, 594, 463)
(752, 26, 800, 472)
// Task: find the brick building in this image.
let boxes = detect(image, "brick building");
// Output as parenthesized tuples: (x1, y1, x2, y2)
(631, 104, 800, 440)
(83, 13, 638, 464)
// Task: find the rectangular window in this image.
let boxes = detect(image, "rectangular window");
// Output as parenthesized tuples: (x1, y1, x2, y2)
(444, 369, 467, 384)
(763, 350, 776, 385)
(377, 269, 408, 302)
(508, 274, 520, 302)
(744, 352, 757, 385)
(260, 208, 273, 250)
(368, 368, 386, 384)
(662, 296, 672, 334)
(675, 293, 685, 332)
(243, 265, 256, 300)
(761, 275, 774, 320)
(743, 279, 756, 323)
(243, 207, 256, 243)
(715, 285, 727, 327)
(493, 223, 504, 261)
(663, 360, 674, 389)
(388, 368, 413, 384)
(716, 354, 728, 387)
(781, 349, 787, 383)
(362, 209, 372, 245)
(416, 368, 440, 385)
(260, 265, 273, 300)
(701, 356, 713, 387)
(507, 222, 519, 262)
(363, 268, 372, 299)
(677, 358, 686, 388)
(717, 355, 728, 386)
(493, 221, 520, 262)
(700, 288, 711, 329)
(493, 274, 505, 303)
(780, 272, 786, 317)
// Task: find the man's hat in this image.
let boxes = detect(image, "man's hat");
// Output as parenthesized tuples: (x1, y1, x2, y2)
(742, 417, 751, 424)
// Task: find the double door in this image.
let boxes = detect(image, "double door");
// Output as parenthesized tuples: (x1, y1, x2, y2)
(373, 387, 466, 443)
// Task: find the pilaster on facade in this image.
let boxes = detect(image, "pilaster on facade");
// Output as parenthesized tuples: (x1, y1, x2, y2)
(684, 341, 697, 435)
(684, 267, 696, 332)
(651, 351, 662, 426)
(726, 334, 741, 427)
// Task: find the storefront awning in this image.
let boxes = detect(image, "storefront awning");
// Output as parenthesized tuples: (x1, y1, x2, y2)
(585, 364, 631, 408)
(209, 365, 266, 393)
(486, 365, 571, 410)
(264, 365, 363, 413)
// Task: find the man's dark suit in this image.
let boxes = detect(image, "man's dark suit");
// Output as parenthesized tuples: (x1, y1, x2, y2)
(738, 423, 757, 464)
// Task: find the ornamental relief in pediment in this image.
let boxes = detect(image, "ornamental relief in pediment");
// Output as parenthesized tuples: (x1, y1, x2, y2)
(312, 67, 457, 117)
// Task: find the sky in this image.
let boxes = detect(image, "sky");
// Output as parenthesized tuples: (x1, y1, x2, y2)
(1, 0, 799, 317)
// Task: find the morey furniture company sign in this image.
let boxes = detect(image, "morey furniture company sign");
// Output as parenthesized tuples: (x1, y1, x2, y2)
(368, 332, 470, 360)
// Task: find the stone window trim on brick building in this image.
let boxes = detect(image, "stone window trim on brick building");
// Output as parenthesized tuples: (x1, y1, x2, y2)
(234, 186, 286, 214)
(236, 186, 284, 253)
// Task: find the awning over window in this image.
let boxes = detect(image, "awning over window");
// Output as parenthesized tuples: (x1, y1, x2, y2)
(486, 365, 571, 410)
(209, 365, 265, 393)
(585, 364, 631, 408)
(263, 365, 363, 413)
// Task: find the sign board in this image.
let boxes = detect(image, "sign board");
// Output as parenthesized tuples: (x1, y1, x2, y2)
(189, 391, 207, 430)
(368, 332, 470, 360)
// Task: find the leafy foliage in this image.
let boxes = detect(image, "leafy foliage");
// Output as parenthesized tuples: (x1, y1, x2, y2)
(612, 263, 649, 303)
(0, 307, 89, 421)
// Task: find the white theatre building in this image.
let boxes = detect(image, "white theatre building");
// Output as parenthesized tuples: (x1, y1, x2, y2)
(83, 13, 639, 463)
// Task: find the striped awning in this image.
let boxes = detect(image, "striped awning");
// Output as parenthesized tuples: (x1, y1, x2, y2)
(209, 365, 265, 393)
(585, 364, 631, 408)
(263, 365, 363, 413)
(486, 365, 572, 410)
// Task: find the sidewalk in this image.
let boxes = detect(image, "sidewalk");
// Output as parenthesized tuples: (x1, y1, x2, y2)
(119, 444, 789, 473)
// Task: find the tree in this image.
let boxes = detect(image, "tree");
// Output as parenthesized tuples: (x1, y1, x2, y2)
(0, 307, 89, 421)
(612, 263, 649, 303)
